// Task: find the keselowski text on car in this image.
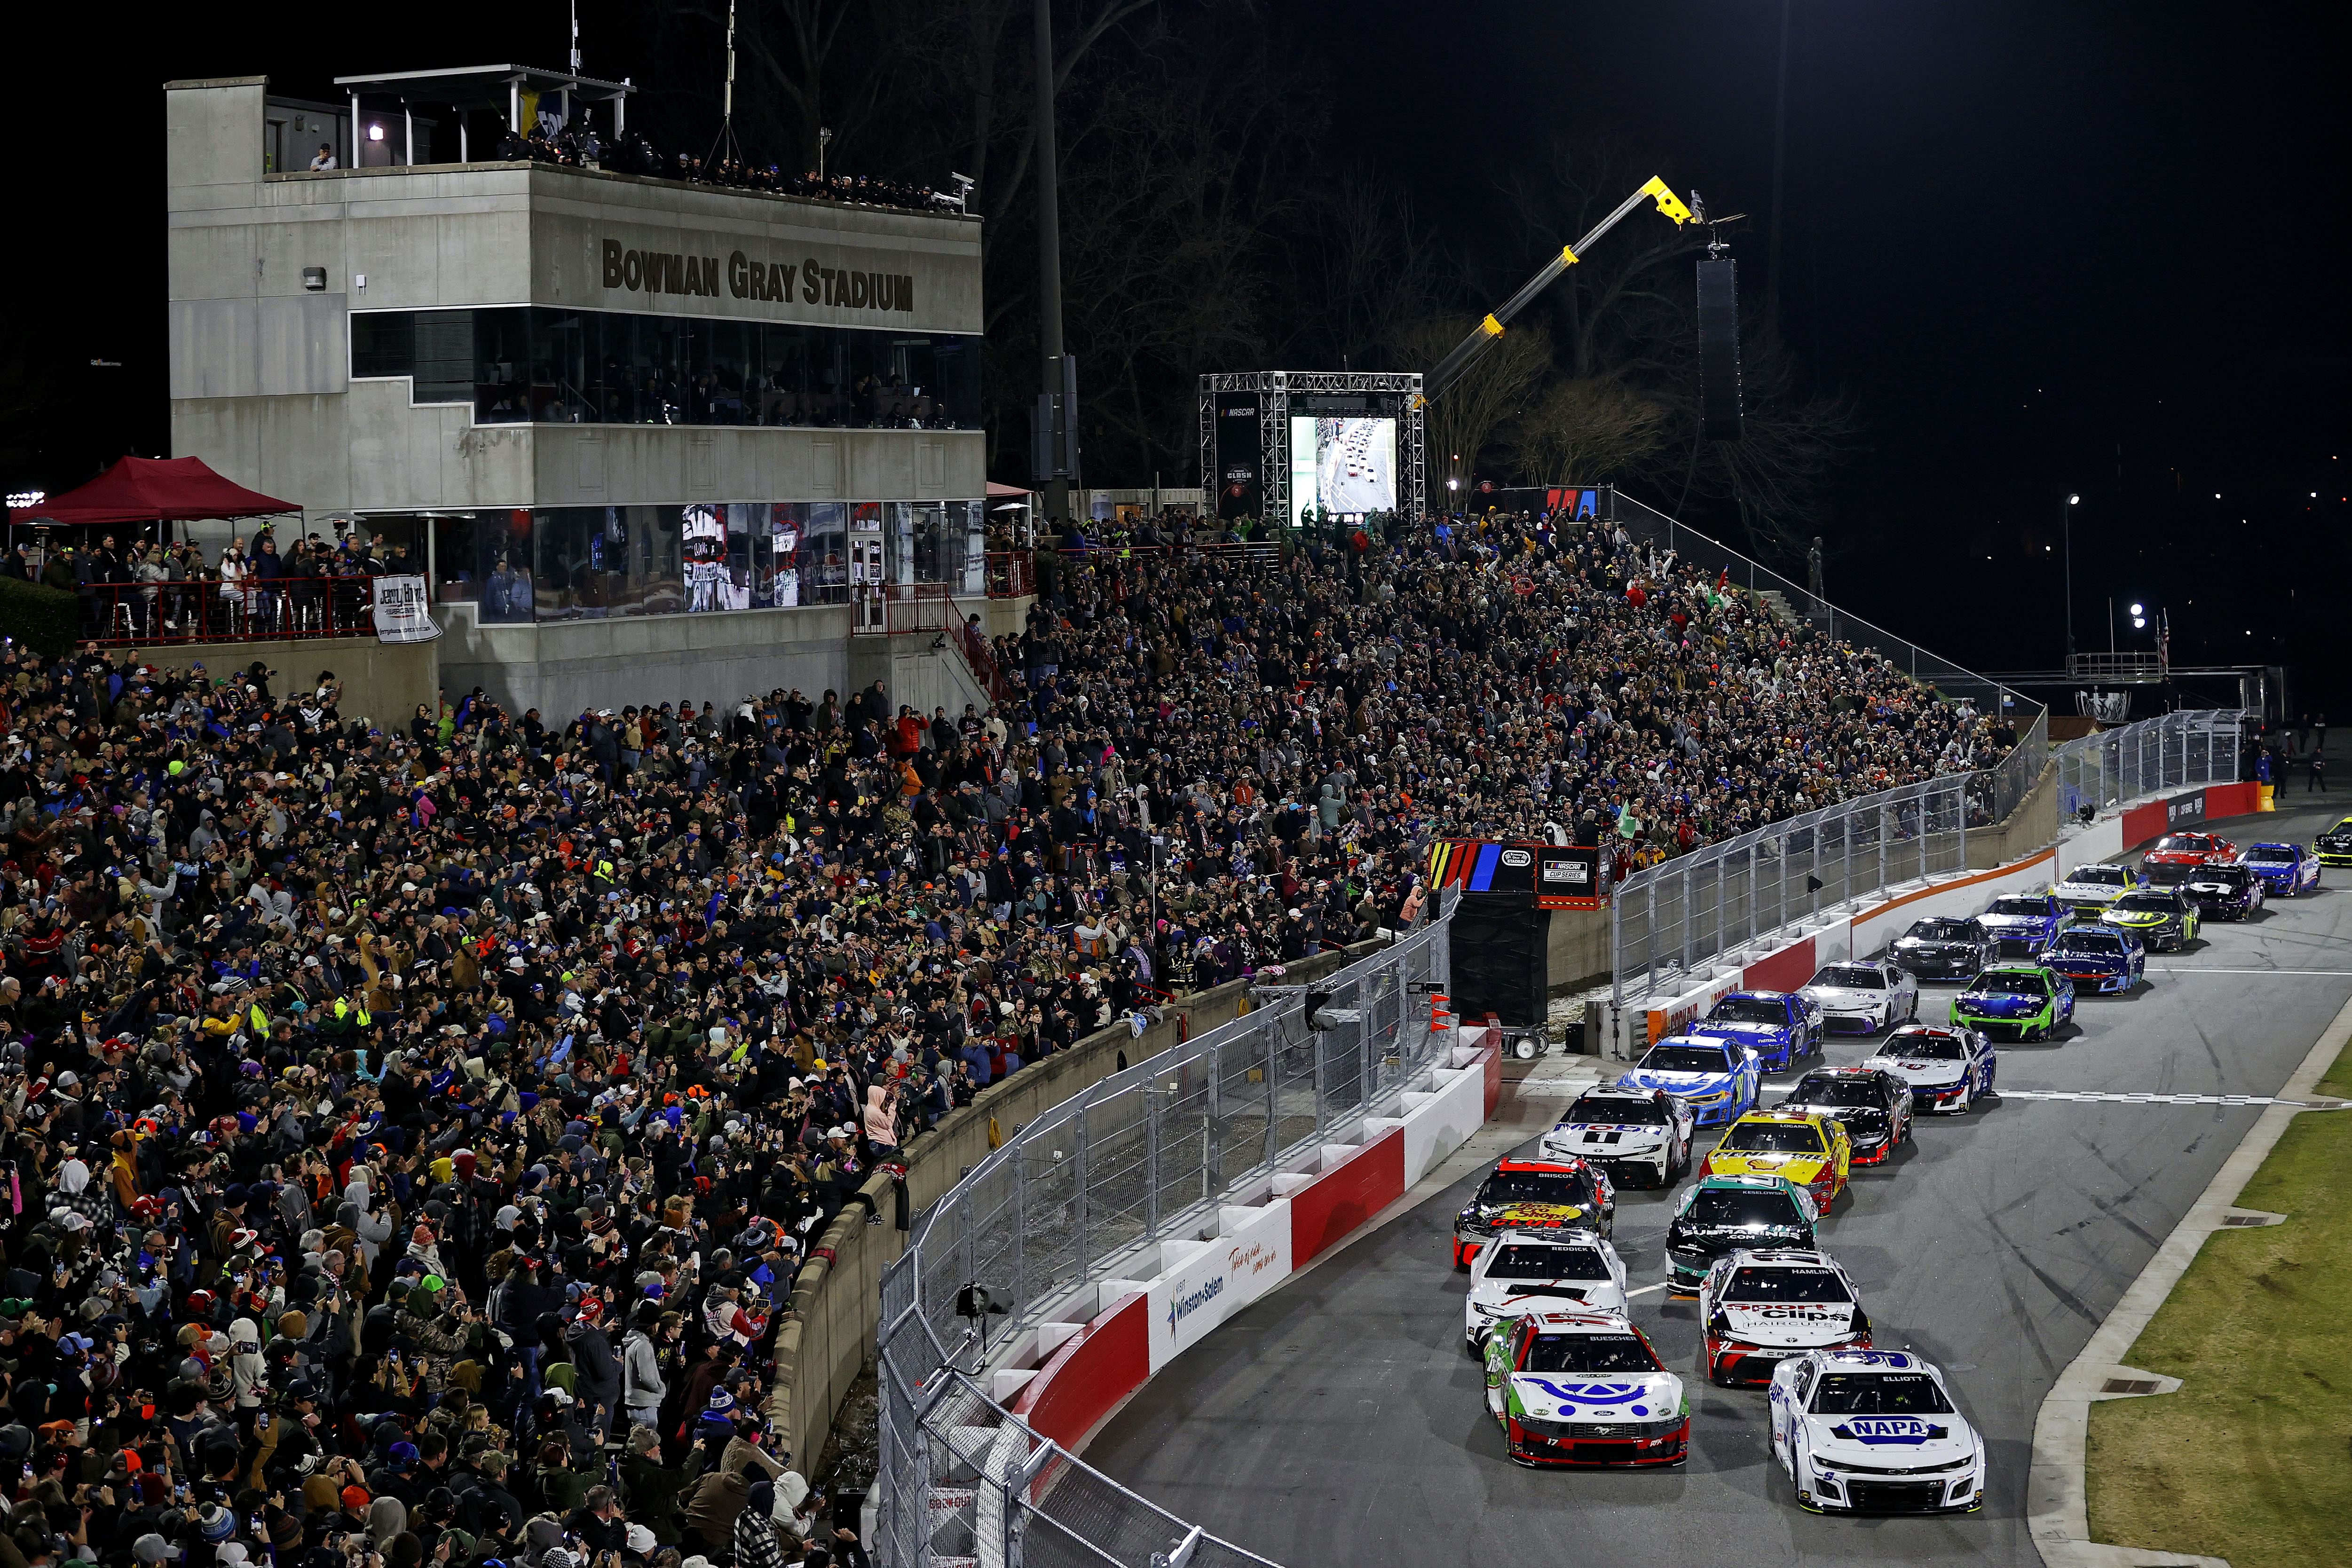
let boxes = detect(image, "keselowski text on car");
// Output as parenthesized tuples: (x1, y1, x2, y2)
(1687, 990, 1821, 1072)
(1798, 959, 1920, 1035)
(2241, 840, 2320, 897)
(2180, 860, 2265, 922)
(1768, 1351, 1986, 1514)
(1701, 1109, 1852, 1210)
(2101, 888, 2201, 952)
(1540, 1086, 1697, 1188)
(1463, 1230, 1631, 1352)
(1778, 1065, 1914, 1165)
(2051, 861, 2136, 913)
(1453, 1157, 1615, 1268)
(1975, 892, 2066, 955)
(2041, 924, 2145, 995)
(1866, 1024, 1998, 1113)
(1615, 1035, 1763, 1128)
(2315, 815, 2352, 868)
(1949, 961, 2074, 1041)
(1700, 1248, 1871, 1385)
(1665, 1174, 1820, 1291)
(2141, 831, 2238, 873)
(1482, 1309, 1689, 1467)
(1889, 917, 1997, 981)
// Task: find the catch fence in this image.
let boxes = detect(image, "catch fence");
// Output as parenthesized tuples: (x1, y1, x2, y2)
(2054, 708, 2251, 818)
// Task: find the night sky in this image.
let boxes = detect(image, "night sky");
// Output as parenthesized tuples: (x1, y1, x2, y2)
(6, 0, 2344, 712)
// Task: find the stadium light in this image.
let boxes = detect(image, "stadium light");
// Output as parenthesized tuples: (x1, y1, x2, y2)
(2130, 602, 2144, 615)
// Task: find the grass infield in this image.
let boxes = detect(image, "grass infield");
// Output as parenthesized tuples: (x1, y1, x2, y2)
(2084, 1038, 2352, 1566)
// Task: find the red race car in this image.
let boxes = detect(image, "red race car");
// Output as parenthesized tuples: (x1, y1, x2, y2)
(2140, 832, 2237, 872)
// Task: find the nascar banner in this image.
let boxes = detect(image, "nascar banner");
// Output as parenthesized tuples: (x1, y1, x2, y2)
(1427, 839, 1604, 909)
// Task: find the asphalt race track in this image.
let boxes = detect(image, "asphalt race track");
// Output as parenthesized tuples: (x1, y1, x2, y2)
(1084, 799, 2352, 1566)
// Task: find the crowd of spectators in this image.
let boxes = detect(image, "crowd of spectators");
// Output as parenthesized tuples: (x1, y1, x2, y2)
(8, 531, 415, 646)
(493, 126, 956, 214)
(0, 506, 2004, 1568)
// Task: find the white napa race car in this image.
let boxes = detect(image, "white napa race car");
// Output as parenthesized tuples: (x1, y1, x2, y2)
(1698, 1247, 1871, 1385)
(1768, 1349, 1986, 1515)
(1538, 1086, 1697, 1188)
(1463, 1229, 1631, 1353)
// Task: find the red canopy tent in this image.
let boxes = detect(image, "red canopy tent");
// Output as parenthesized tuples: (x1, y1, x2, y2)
(24, 456, 298, 532)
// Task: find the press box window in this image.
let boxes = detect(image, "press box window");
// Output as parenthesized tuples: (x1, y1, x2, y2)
(349, 309, 479, 404)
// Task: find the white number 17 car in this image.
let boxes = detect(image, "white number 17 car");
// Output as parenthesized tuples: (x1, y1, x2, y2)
(1768, 1349, 1986, 1515)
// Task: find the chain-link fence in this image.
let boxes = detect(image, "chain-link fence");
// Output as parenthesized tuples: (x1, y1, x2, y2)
(875, 921, 1453, 1568)
(2055, 708, 2251, 819)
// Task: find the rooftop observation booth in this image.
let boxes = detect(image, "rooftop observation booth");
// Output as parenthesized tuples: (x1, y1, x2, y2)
(165, 68, 1012, 722)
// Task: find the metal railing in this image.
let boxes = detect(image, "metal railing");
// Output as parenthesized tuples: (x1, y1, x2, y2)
(2055, 708, 2250, 819)
(875, 919, 1454, 1568)
(71, 575, 387, 645)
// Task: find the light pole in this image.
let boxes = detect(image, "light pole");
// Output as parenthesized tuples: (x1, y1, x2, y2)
(2062, 493, 2080, 668)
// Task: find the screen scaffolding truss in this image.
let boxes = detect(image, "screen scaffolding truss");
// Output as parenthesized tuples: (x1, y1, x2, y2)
(1197, 370, 1426, 524)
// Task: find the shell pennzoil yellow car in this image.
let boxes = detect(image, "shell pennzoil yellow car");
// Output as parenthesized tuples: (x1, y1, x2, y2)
(1699, 1110, 1852, 1210)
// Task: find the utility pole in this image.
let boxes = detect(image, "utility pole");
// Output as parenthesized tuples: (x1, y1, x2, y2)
(1034, 0, 1074, 529)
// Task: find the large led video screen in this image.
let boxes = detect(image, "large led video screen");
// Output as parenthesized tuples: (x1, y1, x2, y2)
(1288, 415, 1396, 523)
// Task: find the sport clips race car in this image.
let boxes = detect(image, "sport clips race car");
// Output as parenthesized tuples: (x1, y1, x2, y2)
(1949, 962, 2074, 1041)
(1686, 991, 1821, 1072)
(1768, 1350, 1986, 1515)
(1699, 1248, 1871, 1385)
(1665, 1174, 1820, 1291)
(2240, 841, 2320, 897)
(2040, 925, 2145, 994)
(1539, 1086, 1697, 1188)
(1462, 1230, 1630, 1352)
(1700, 1110, 1852, 1211)
(1865, 1025, 1997, 1113)
(1452, 1157, 1614, 1268)
(1797, 959, 1920, 1035)
(1615, 1035, 1763, 1128)
(1482, 1308, 1689, 1467)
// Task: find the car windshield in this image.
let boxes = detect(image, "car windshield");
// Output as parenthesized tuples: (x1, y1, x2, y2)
(2113, 893, 2179, 914)
(1726, 1266, 1852, 1303)
(2067, 865, 2131, 887)
(1719, 1121, 1826, 1154)
(1522, 1332, 1660, 1375)
(1809, 1372, 1956, 1416)
(1686, 1189, 1804, 1229)
(2245, 846, 2295, 863)
(2053, 930, 2125, 955)
(1906, 919, 1977, 941)
(1708, 998, 1788, 1025)
(1639, 1046, 1731, 1074)
(1565, 1094, 1668, 1125)
(2138, 861, 2195, 886)
(1888, 1035, 1969, 1061)
(1789, 1077, 1885, 1108)
(1478, 1170, 1588, 1207)
(1986, 897, 2048, 918)
(2191, 866, 2253, 888)
(1969, 971, 2047, 998)
(1486, 1244, 1611, 1282)
(2152, 836, 2211, 854)
(1809, 965, 1884, 989)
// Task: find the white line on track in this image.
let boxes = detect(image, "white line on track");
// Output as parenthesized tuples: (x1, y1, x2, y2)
(1624, 1282, 1667, 1298)
(2149, 967, 2352, 977)
(1997, 1088, 2328, 1107)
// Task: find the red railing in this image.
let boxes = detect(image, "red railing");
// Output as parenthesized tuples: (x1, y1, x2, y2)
(72, 576, 386, 646)
(985, 551, 1036, 598)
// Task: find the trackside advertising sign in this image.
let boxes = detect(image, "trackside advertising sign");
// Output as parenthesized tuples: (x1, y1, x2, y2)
(1145, 1201, 1291, 1369)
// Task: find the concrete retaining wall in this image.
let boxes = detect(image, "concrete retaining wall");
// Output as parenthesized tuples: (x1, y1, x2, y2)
(140, 636, 439, 730)
(435, 599, 852, 720)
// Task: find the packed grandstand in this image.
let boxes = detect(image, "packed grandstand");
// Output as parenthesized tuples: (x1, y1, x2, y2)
(0, 506, 2011, 1568)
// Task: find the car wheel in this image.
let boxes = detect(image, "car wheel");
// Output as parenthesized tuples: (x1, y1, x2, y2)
(1465, 1333, 1484, 1360)
(1957, 1079, 1974, 1113)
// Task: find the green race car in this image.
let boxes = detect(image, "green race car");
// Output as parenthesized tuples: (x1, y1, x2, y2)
(1949, 961, 2076, 1042)
(2100, 888, 2201, 952)
(2315, 815, 2352, 868)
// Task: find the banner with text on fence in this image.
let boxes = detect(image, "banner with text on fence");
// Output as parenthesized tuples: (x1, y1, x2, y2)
(371, 575, 440, 643)
(1427, 839, 1603, 909)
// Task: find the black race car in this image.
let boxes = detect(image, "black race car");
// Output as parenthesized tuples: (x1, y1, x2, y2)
(2179, 861, 2265, 921)
(1777, 1066, 1914, 1167)
(1888, 917, 1996, 981)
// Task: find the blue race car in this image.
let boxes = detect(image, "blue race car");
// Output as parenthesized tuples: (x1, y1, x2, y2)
(2241, 841, 2320, 898)
(1687, 991, 1822, 1072)
(1617, 1035, 1765, 1127)
(1975, 892, 2067, 955)
(2041, 925, 2145, 994)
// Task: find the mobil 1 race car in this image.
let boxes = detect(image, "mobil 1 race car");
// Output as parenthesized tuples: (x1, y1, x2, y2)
(2241, 841, 2320, 897)
(2041, 924, 2145, 994)
(2101, 888, 2201, 951)
(1865, 1025, 1998, 1113)
(1687, 991, 1822, 1072)
(1949, 961, 2075, 1041)
(1768, 1350, 1986, 1515)
(1975, 892, 2066, 956)
(2140, 831, 2238, 875)
(1616, 1035, 1764, 1128)
(1539, 1086, 1697, 1189)
(2316, 816, 2352, 868)
(1699, 1248, 1871, 1385)
(1482, 1308, 1689, 1467)
(1453, 1157, 1615, 1268)
(2050, 861, 2136, 914)
(1797, 959, 1920, 1035)
(1700, 1110, 1852, 1211)
(1665, 1174, 1821, 1291)
(2179, 860, 2265, 921)
(1462, 1230, 1631, 1352)
(1888, 917, 1996, 981)
(1778, 1066, 1914, 1166)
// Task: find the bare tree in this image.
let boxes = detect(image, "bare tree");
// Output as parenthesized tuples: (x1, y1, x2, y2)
(1508, 375, 1672, 485)
(1389, 317, 1553, 492)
